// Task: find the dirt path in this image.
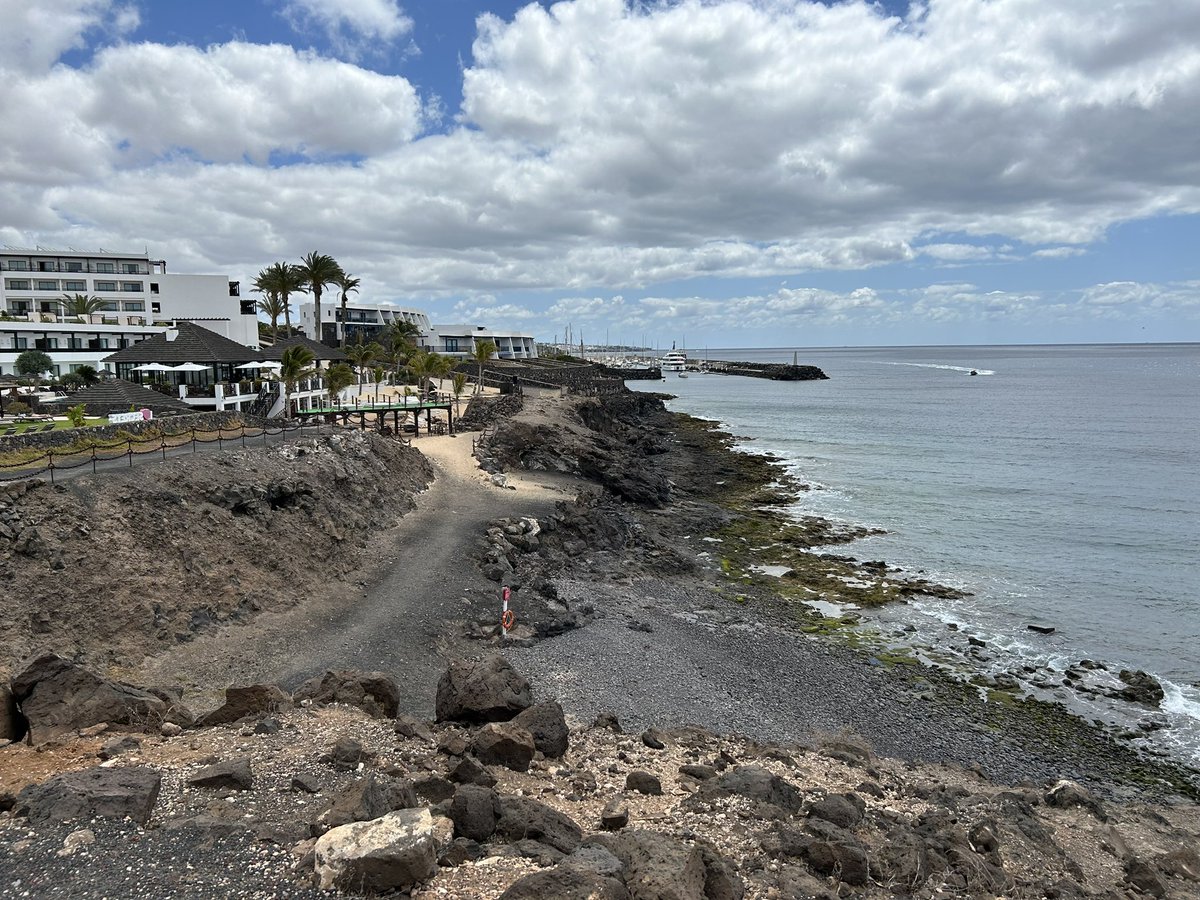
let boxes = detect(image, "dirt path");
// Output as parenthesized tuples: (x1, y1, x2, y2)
(139, 432, 579, 718)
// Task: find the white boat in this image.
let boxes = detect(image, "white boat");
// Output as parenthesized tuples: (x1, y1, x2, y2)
(661, 351, 687, 372)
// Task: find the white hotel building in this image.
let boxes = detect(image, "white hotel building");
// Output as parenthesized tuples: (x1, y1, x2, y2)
(297, 300, 537, 360)
(0, 247, 256, 377)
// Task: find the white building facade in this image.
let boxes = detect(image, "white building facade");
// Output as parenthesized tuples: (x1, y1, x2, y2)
(1, 247, 256, 377)
(296, 300, 537, 360)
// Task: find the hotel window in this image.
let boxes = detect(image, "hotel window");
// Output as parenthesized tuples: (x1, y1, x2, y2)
(95, 262, 115, 274)
(446, 338, 459, 352)
(37, 261, 56, 272)
(95, 281, 116, 292)
(151, 301, 161, 314)
(121, 264, 141, 274)
(63, 280, 86, 291)
(123, 301, 145, 312)
(121, 281, 143, 292)
(9, 300, 31, 314)
(150, 283, 159, 294)
(36, 280, 57, 291)
(64, 262, 83, 272)
(99, 301, 119, 311)
(39, 301, 56, 313)
(6, 279, 30, 290)
(6, 261, 28, 271)
(68, 339, 84, 350)
(15, 337, 27, 349)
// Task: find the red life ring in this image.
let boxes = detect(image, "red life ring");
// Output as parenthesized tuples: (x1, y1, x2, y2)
(501, 609, 516, 631)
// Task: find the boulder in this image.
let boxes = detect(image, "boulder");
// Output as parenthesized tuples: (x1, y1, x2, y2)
(448, 754, 498, 787)
(197, 683, 290, 726)
(321, 773, 393, 828)
(1159, 847, 1200, 882)
(10, 653, 169, 741)
(1117, 670, 1165, 706)
(626, 771, 663, 796)
(435, 656, 532, 723)
(807, 793, 864, 829)
(323, 736, 375, 771)
(601, 798, 630, 831)
(15, 765, 161, 824)
(294, 670, 401, 719)
(500, 867, 631, 900)
(610, 830, 706, 900)
(1044, 780, 1107, 820)
(511, 700, 570, 758)
(395, 715, 435, 742)
(471, 722, 537, 772)
(314, 808, 442, 894)
(497, 796, 584, 854)
(187, 757, 253, 791)
(567, 844, 626, 879)
(449, 784, 500, 842)
(693, 766, 805, 817)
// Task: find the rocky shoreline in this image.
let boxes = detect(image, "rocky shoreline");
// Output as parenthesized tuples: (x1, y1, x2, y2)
(2, 387, 1200, 897)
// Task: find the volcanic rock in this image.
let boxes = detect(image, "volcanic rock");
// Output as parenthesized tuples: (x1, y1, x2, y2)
(435, 656, 532, 723)
(197, 683, 290, 726)
(294, 670, 402, 718)
(313, 808, 443, 893)
(511, 700, 569, 758)
(15, 765, 161, 824)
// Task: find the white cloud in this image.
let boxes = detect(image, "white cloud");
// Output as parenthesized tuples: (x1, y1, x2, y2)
(281, 0, 412, 54)
(1032, 246, 1088, 259)
(0, 0, 138, 74)
(4, 0, 1200, 309)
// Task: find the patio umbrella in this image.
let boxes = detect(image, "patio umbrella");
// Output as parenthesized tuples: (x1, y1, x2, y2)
(235, 361, 283, 370)
(132, 363, 174, 372)
(171, 363, 211, 372)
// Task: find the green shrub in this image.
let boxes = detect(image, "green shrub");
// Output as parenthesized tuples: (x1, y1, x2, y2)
(66, 404, 87, 428)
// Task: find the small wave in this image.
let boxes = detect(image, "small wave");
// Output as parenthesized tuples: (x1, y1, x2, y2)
(875, 361, 996, 376)
(1163, 682, 1200, 722)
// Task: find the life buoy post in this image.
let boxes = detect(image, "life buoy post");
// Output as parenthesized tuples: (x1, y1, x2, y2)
(500, 585, 516, 635)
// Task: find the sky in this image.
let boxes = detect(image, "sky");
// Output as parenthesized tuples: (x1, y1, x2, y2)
(2, 0, 1198, 348)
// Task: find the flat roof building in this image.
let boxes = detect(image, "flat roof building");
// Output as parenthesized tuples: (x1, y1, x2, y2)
(296, 300, 537, 360)
(0, 246, 256, 377)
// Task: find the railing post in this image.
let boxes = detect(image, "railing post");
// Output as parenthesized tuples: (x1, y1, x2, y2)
(91, 446, 97, 475)
(161, 435, 167, 461)
(127, 438, 133, 467)
(48, 450, 55, 484)
(192, 428, 197, 453)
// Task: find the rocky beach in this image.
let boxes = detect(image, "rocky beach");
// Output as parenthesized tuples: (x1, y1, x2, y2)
(2, 384, 1199, 898)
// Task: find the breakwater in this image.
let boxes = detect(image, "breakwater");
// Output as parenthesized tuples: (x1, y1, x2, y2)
(703, 360, 828, 380)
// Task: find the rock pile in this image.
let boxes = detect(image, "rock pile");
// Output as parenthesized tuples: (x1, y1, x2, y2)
(3, 654, 1199, 898)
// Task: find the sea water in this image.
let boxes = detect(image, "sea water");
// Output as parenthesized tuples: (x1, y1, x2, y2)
(633, 344, 1200, 765)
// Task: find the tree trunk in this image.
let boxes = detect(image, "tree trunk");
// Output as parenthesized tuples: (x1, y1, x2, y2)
(283, 292, 292, 334)
(340, 294, 348, 349)
(313, 287, 322, 345)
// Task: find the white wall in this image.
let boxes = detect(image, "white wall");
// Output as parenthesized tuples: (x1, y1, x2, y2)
(159, 274, 258, 346)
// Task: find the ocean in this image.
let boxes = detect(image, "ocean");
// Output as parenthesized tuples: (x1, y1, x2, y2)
(632, 343, 1200, 765)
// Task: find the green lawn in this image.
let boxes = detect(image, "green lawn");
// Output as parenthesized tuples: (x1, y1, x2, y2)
(2, 417, 109, 434)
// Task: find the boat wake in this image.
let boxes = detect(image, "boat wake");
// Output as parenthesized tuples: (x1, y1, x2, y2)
(877, 362, 996, 376)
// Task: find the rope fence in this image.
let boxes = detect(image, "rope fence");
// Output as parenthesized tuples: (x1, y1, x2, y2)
(0, 419, 342, 485)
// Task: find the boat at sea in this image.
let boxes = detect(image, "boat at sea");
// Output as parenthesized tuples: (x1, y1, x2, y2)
(661, 351, 687, 372)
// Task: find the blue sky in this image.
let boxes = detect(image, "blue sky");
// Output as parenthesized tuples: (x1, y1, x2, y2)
(3, 0, 1198, 348)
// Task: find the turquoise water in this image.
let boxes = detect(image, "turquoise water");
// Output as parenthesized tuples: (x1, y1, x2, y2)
(633, 344, 1200, 762)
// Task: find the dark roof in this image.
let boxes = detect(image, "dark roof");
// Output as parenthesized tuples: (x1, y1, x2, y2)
(41, 379, 193, 416)
(260, 335, 348, 361)
(103, 321, 261, 365)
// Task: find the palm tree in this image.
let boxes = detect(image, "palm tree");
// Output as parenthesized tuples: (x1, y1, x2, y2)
(278, 345, 315, 417)
(344, 340, 381, 388)
(255, 263, 306, 335)
(254, 290, 286, 342)
(324, 362, 355, 405)
(387, 319, 421, 355)
(296, 252, 343, 346)
(334, 272, 361, 349)
(75, 364, 100, 386)
(406, 350, 436, 401)
(470, 340, 498, 394)
(451, 372, 469, 415)
(58, 293, 105, 320)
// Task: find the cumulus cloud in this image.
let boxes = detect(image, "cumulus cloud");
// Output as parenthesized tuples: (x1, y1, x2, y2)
(4, 0, 1200, 311)
(280, 0, 412, 54)
(0, 0, 138, 74)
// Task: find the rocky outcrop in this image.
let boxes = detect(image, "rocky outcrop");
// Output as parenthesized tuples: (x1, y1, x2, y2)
(313, 808, 445, 893)
(197, 683, 290, 726)
(435, 656, 532, 723)
(187, 757, 253, 791)
(10, 653, 188, 742)
(14, 765, 161, 824)
(703, 361, 829, 381)
(293, 670, 402, 719)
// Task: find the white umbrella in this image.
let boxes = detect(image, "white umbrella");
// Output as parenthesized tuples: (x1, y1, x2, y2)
(235, 360, 283, 370)
(170, 362, 211, 372)
(132, 363, 174, 372)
